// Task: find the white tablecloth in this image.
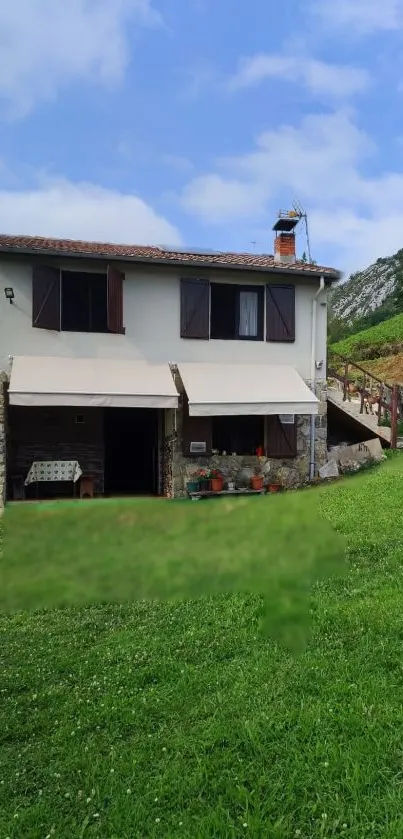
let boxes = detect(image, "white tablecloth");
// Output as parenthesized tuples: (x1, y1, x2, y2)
(25, 460, 83, 486)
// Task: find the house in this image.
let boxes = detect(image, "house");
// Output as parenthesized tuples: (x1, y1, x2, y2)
(0, 216, 340, 502)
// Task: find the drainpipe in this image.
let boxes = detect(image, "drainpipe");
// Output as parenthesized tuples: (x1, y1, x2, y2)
(309, 275, 325, 480)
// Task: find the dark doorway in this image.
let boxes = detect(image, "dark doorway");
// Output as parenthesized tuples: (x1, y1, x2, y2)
(104, 409, 160, 496)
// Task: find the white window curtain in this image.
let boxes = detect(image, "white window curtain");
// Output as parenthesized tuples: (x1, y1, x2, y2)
(239, 291, 258, 337)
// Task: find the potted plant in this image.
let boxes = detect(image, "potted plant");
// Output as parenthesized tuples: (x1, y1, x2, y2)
(186, 472, 200, 494)
(227, 479, 235, 492)
(250, 467, 264, 491)
(210, 469, 224, 492)
(197, 467, 211, 492)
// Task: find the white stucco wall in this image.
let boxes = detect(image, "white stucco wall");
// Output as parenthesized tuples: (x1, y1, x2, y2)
(0, 257, 329, 380)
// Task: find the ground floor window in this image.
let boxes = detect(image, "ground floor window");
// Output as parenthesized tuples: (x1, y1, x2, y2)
(184, 412, 297, 458)
(212, 416, 264, 455)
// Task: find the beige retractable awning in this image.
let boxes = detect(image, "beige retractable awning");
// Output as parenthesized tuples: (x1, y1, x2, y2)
(9, 356, 179, 409)
(178, 362, 318, 416)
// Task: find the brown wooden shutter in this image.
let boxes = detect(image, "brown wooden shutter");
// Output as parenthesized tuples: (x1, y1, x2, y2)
(32, 266, 61, 330)
(107, 266, 125, 334)
(266, 284, 295, 342)
(182, 395, 212, 456)
(180, 278, 210, 339)
(266, 416, 297, 458)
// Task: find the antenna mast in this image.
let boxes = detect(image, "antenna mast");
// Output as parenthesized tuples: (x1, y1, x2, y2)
(292, 199, 312, 264)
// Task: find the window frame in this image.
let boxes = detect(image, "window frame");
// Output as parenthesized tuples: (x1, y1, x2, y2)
(61, 269, 108, 334)
(212, 414, 265, 456)
(209, 282, 264, 342)
(32, 263, 125, 335)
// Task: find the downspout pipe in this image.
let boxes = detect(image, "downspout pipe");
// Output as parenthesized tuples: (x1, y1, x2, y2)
(309, 275, 325, 480)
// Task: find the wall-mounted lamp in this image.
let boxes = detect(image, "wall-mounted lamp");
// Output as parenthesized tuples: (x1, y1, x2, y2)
(4, 287, 14, 304)
(315, 360, 324, 370)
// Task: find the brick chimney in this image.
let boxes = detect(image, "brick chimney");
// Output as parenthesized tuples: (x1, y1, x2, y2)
(274, 232, 296, 265)
(272, 212, 299, 264)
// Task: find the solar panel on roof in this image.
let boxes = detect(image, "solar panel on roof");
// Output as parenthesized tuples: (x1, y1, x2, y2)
(158, 245, 223, 255)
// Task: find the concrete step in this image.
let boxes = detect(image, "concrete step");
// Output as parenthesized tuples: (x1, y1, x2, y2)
(327, 386, 392, 443)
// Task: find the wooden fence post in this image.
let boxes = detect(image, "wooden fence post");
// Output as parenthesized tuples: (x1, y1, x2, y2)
(390, 384, 399, 449)
(343, 361, 349, 401)
(377, 383, 383, 425)
(359, 374, 366, 414)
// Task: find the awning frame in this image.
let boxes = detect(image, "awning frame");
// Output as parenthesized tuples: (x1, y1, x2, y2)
(178, 362, 319, 417)
(8, 356, 179, 410)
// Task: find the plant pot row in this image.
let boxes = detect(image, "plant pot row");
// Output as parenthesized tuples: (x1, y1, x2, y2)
(186, 476, 282, 494)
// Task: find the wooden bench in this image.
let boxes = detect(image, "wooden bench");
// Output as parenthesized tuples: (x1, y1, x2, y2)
(188, 488, 267, 501)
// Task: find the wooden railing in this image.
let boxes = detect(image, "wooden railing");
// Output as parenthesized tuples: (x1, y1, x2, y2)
(327, 350, 402, 448)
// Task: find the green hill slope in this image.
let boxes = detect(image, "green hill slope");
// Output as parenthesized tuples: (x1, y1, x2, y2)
(330, 312, 403, 362)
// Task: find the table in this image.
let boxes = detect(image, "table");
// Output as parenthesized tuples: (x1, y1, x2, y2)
(25, 460, 83, 496)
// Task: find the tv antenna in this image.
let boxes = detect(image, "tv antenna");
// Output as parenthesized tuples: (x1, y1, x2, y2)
(292, 199, 312, 264)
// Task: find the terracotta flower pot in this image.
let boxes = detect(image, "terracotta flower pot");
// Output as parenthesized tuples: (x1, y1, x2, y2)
(269, 483, 281, 493)
(211, 477, 224, 492)
(250, 475, 264, 491)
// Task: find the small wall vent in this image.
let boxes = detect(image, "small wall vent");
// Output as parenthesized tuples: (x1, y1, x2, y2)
(190, 441, 207, 454)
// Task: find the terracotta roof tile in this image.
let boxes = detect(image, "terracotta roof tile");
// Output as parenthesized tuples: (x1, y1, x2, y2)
(0, 233, 339, 278)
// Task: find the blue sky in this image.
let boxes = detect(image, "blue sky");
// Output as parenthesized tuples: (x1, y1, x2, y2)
(2, 0, 403, 277)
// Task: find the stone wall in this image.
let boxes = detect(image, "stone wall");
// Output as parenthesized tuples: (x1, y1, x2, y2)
(166, 370, 328, 498)
(162, 410, 175, 499)
(0, 372, 8, 509)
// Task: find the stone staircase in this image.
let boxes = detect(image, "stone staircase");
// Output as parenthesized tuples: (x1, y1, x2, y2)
(327, 351, 402, 447)
(327, 383, 392, 444)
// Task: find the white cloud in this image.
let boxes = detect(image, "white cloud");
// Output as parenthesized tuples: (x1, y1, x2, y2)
(311, 0, 403, 33)
(0, 177, 181, 245)
(182, 175, 265, 222)
(228, 54, 370, 98)
(180, 109, 403, 275)
(0, 0, 162, 117)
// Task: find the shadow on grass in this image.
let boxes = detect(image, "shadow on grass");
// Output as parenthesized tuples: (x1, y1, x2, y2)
(2, 486, 349, 653)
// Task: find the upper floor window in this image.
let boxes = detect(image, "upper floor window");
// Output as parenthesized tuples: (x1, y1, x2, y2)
(180, 278, 295, 343)
(210, 283, 264, 341)
(62, 271, 107, 332)
(32, 265, 125, 334)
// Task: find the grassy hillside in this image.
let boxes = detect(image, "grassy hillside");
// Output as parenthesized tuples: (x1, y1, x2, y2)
(330, 312, 403, 369)
(363, 353, 403, 384)
(1, 456, 403, 838)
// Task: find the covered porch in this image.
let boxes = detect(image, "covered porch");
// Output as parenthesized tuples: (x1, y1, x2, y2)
(170, 362, 323, 496)
(6, 356, 178, 500)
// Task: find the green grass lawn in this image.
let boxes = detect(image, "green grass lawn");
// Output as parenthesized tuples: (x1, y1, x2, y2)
(1, 456, 403, 838)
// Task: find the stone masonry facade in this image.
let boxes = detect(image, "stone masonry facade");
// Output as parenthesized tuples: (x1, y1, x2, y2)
(165, 368, 327, 499)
